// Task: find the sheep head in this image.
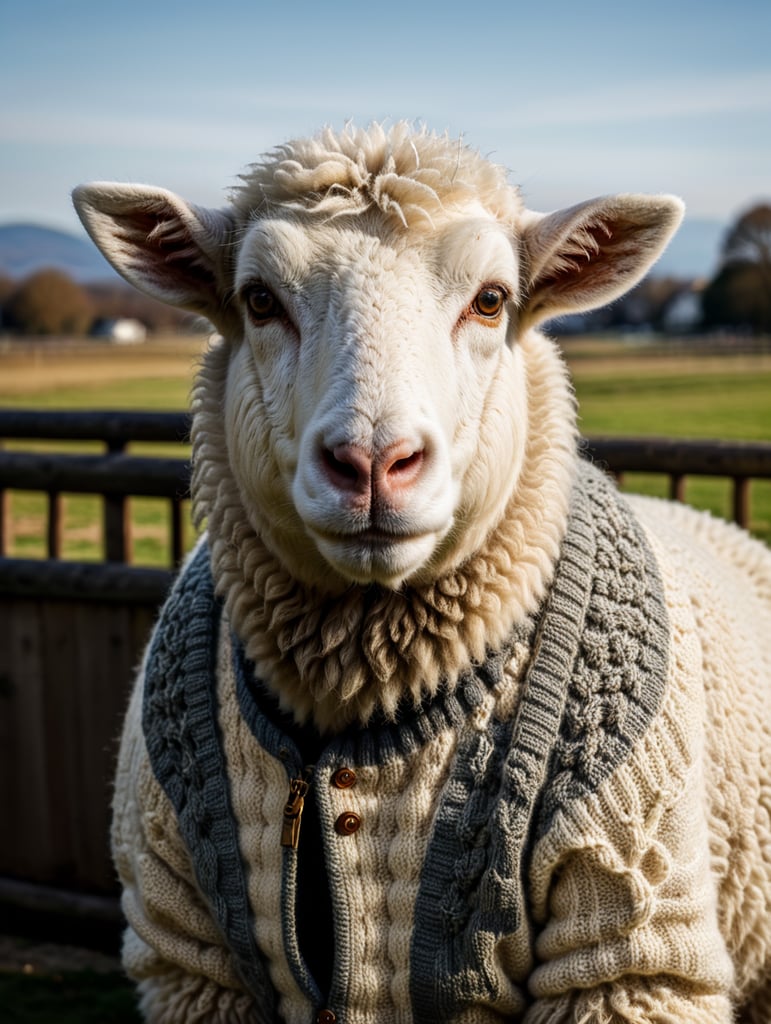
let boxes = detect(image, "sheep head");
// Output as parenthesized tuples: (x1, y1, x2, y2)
(74, 124, 683, 592)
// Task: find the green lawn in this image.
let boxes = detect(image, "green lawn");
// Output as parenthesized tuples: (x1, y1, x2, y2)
(573, 367, 771, 440)
(569, 353, 771, 541)
(0, 376, 192, 411)
(1, 337, 770, 561)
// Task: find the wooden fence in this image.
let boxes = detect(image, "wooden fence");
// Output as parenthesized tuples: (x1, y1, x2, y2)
(1, 409, 771, 925)
(0, 411, 190, 922)
(0, 409, 191, 565)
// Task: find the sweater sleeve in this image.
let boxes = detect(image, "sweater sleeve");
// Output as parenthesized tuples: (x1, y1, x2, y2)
(523, 525, 737, 1023)
(112, 671, 260, 1024)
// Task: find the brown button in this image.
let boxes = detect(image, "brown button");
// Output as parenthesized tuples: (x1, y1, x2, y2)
(316, 1011, 336, 1024)
(332, 767, 357, 789)
(334, 811, 361, 836)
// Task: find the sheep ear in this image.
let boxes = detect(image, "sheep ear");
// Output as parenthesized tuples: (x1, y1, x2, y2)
(72, 183, 235, 325)
(519, 194, 684, 329)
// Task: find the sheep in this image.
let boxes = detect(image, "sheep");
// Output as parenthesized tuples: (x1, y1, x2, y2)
(74, 122, 771, 1024)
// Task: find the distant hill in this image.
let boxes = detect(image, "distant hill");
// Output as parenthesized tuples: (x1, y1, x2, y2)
(0, 223, 119, 283)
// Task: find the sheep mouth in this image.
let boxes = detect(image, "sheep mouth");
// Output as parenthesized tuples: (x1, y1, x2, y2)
(311, 526, 432, 546)
(306, 522, 442, 586)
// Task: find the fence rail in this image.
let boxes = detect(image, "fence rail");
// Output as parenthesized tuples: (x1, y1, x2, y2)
(581, 435, 771, 527)
(0, 408, 190, 445)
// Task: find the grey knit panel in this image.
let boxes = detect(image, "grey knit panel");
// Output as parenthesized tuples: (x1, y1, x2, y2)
(142, 544, 278, 1018)
(411, 468, 597, 1020)
(542, 463, 671, 820)
(410, 464, 670, 1020)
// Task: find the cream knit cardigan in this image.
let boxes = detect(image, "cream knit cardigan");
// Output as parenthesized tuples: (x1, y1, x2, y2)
(113, 458, 771, 1024)
(112, 316, 771, 1024)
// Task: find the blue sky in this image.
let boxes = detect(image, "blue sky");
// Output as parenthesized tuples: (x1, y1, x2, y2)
(2, 0, 770, 253)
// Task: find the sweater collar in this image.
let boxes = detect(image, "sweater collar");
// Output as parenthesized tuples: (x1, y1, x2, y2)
(232, 620, 533, 769)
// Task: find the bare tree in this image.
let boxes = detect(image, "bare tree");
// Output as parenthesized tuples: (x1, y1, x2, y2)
(722, 203, 771, 273)
(0, 273, 15, 328)
(4, 268, 94, 336)
(702, 202, 771, 334)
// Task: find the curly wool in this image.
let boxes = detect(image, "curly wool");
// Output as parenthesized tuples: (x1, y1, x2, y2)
(229, 121, 524, 230)
(190, 329, 577, 732)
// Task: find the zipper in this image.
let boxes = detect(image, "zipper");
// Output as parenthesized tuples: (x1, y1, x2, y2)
(281, 765, 314, 849)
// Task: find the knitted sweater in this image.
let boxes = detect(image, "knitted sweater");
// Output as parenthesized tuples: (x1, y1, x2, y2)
(112, 463, 771, 1023)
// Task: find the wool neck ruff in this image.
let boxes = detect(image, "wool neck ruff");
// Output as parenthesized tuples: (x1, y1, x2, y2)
(190, 332, 577, 732)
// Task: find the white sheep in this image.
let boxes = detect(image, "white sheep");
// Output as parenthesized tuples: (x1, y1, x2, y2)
(74, 122, 771, 1024)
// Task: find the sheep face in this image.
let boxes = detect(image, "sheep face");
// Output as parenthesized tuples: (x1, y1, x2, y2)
(73, 124, 684, 591)
(225, 206, 526, 587)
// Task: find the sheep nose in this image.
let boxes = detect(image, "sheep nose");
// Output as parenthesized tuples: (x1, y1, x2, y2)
(321, 441, 425, 502)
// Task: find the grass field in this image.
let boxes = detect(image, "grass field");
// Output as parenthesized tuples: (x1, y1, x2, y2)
(565, 338, 771, 540)
(0, 335, 201, 409)
(1, 334, 771, 561)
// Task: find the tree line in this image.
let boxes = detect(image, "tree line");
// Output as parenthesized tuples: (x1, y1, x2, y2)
(1, 202, 770, 337)
(0, 268, 194, 336)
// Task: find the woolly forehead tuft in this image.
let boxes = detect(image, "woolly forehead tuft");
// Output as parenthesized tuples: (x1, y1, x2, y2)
(230, 122, 524, 230)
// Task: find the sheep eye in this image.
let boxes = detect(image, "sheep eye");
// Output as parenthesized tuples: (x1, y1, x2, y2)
(245, 285, 282, 323)
(472, 287, 505, 319)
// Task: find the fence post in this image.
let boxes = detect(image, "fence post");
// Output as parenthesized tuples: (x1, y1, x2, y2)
(104, 440, 129, 563)
(0, 436, 6, 556)
(0, 488, 8, 556)
(733, 477, 750, 529)
(171, 498, 184, 566)
(669, 474, 686, 503)
(46, 491, 64, 558)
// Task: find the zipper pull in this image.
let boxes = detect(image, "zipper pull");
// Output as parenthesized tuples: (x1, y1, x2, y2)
(281, 767, 314, 850)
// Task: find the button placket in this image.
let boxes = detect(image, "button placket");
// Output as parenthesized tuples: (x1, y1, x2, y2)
(331, 765, 360, 837)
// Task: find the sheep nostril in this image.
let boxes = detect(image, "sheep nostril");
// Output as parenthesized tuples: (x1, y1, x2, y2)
(380, 445, 425, 493)
(389, 450, 424, 478)
(323, 449, 357, 481)
(321, 444, 372, 494)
